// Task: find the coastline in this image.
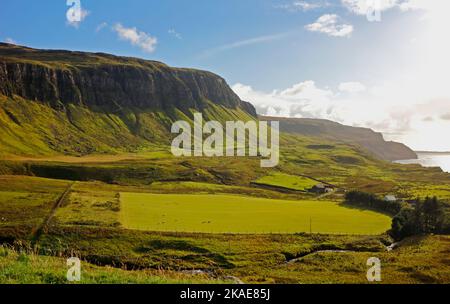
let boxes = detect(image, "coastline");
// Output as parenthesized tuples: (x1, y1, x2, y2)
(395, 152, 450, 173)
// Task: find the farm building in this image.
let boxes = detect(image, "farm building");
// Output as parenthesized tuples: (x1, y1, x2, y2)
(384, 195, 397, 202)
(309, 183, 334, 194)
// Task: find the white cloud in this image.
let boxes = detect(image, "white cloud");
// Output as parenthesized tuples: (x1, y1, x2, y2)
(339, 82, 366, 93)
(341, 0, 398, 15)
(233, 79, 450, 151)
(305, 14, 353, 37)
(441, 113, 450, 121)
(281, 0, 441, 16)
(277, 1, 329, 12)
(4, 38, 17, 45)
(341, 0, 448, 16)
(280, 80, 333, 102)
(96, 22, 108, 33)
(67, 8, 90, 28)
(113, 23, 158, 53)
(232, 81, 337, 119)
(292, 1, 322, 11)
(398, 0, 445, 12)
(168, 29, 182, 40)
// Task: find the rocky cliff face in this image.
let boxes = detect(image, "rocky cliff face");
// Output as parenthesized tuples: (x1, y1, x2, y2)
(0, 43, 256, 116)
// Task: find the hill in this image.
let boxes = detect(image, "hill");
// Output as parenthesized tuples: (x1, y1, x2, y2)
(0, 43, 255, 156)
(261, 116, 417, 161)
(0, 44, 449, 285)
(0, 43, 415, 163)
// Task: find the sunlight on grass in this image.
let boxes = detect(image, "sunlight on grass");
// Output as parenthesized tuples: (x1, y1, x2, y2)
(119, 193, 391, 234)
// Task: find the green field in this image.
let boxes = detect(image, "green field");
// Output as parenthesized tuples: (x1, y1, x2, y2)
(254, 173, 320, 191)
(119, 193, 391, 234)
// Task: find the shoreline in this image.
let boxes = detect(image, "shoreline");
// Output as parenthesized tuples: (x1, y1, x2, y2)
(395, 153, 450, 173)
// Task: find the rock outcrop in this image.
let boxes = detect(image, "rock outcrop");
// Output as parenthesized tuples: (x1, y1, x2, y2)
(0, 43, 256, 116)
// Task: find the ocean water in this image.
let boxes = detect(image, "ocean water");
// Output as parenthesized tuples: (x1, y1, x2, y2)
(395, 152, 450, 173)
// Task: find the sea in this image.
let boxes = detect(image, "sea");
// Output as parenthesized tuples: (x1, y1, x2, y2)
(395, 152, 450, 173)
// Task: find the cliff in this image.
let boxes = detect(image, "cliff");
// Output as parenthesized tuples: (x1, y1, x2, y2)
(261, 116, 417, 161)
(0, 43, 256, 156)
(0, 43, 416, 161)
(0, 43, 256, 116)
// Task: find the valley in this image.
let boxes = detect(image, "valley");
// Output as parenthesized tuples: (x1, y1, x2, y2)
(0, 44, 449, 284)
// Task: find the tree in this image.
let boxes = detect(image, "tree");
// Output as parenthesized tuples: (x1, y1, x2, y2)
(391, 207, 416, 240)
(422, 196, 445, 233)
(390, 196, 447, 240)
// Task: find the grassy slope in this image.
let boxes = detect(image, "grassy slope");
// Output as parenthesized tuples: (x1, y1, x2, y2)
(0, 94, 255, 157)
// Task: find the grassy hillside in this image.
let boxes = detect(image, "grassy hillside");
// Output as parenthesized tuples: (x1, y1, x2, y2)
(261, 116, 417, 161)
(0, 94, 255, 157)
(0, 43, 258, 157)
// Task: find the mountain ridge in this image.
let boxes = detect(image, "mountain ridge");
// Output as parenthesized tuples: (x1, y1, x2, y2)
(260, 116, 417, 161)
(0, 43, 416, 161)
(0, 43, 256, 116)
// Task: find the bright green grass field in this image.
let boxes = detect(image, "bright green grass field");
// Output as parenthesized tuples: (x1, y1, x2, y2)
(119, 193, 391, 235)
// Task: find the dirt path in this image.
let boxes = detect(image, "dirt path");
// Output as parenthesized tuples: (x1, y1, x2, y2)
(31, 182, 75, 242)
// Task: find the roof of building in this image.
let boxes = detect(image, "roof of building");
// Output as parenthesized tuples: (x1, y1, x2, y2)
(385, 195, 397, 201)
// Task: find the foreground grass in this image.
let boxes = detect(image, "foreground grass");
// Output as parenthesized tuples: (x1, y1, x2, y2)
(119, 192, 391, 234)
(0, 246, 229, 284)
(0, 176, 448, 284)
(3, 230, 449, 284)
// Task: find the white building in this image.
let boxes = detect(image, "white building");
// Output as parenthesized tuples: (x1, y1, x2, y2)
(384, 195, 397, 202)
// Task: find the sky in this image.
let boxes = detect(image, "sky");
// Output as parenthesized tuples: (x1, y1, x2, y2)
(1, 0, 450, 151)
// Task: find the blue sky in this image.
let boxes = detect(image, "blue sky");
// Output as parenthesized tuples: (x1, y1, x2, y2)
(0, 0, 416, 89)
(1, 0, 450, 150)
